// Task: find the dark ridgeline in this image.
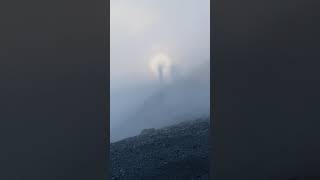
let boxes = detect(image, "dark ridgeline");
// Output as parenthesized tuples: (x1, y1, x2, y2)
(0, 0, 108, 180)
(213, 0, 320, 180)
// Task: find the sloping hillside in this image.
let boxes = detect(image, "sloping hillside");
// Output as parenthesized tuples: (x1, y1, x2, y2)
(111, 118, 210, 180)
(111, 61, 210, 141)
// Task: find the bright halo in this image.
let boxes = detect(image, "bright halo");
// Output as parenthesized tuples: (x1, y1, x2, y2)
(149, 53, 172, 81)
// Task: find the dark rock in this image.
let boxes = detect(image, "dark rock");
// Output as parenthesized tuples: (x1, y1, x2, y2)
(111, 118, 210, 180)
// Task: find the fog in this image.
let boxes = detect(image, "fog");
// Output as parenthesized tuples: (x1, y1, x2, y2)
(111, 0, 210, 142)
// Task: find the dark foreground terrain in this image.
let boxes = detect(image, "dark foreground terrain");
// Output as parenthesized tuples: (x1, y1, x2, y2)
(111, 119, 210, 180)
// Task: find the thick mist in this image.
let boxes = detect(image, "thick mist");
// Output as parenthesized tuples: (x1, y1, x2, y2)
(111, 0, 210, 142)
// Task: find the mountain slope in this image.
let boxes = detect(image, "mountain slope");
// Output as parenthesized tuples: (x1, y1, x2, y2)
(111, 118, 210, 180)
(111, 61, 210, 141)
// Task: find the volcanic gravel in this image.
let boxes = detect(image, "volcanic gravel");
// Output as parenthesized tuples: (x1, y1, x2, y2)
(111, 118, 210, 180)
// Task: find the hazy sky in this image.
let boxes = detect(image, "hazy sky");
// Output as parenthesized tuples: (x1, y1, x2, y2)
(111, 0, 210, 130)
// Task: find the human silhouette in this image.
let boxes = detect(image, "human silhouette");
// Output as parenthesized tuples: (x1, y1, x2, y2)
(158, 63, 164, 83)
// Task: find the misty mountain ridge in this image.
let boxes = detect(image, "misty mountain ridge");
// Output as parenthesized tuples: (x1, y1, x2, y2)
(111, 61, 210, 142)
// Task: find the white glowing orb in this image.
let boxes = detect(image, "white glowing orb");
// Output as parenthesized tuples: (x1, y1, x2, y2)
(149, 53, 172, 81)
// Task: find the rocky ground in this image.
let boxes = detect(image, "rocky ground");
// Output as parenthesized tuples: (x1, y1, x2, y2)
(111, 118, 210, 180)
